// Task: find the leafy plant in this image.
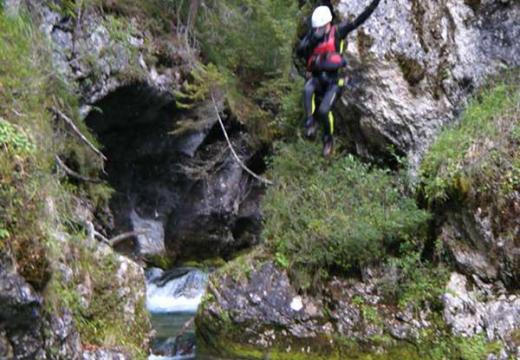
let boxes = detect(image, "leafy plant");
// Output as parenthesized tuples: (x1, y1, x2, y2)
(420, 72, 520, 205)
(263, 141, 430, 290)
(0, 118, 35, 153)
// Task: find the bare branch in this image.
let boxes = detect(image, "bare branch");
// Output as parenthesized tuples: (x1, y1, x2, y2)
(52, 107, 107, 161)
(210, 93, 273, 186)
(56, 156, 105, 183)
(109, 229, 149, 247)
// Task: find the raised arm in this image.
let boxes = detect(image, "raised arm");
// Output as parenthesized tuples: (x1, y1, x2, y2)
(297, 30, 319, 59)
(337, 0, 380, 38)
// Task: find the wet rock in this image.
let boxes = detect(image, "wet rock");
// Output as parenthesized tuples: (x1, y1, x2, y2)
(164, 138, 263, 260)
(440, 203, 519, 286)
(442, 272, 520, 356)
(0, 331, 13, 360)
(8, 328, 46, 360)
(83, 85, 263, 261)
(197, 259, 428, 357)
(130, 210, 165, 256)
(43, 311, 82, 360)
(0, 270, 42, 331)
(336, 0, 520, 170)
(198, 260, 326, 350)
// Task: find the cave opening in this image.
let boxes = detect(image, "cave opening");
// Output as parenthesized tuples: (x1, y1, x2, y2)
(85, 83, 265, 263)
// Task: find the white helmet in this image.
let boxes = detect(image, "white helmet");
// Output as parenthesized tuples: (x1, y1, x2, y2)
(311, 6, 332, 28)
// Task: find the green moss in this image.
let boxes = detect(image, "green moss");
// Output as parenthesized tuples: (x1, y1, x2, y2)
(0, 10, 148, 356)
(464, 0, 481, 12)
(46, 242, 150, 359)
(143, 253, 175, 270)
(396, 54, 426, 86)
(180, 257, 227, 270)
(420, 71, 520, 206)
(198, 312, 430, 360)
(198, 307, 502, 360)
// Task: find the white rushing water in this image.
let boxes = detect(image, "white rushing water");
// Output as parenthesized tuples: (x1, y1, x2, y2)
(146, 267, 209, 359)
(148, 355, 194, 360)
(146, 268, 209, 314)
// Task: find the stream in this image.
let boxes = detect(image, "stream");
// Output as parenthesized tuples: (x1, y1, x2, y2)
(146, 268, 209, 360)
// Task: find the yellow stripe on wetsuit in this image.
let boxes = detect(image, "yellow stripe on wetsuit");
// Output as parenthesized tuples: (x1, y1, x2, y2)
(328, 111, 334, 135)
(311, 91, 334, 135)
(338, 39, 345, 87)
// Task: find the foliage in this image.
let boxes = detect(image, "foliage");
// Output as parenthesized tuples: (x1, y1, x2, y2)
(263, 141, 430, 290)
(0, 13, 57, 288)
(0, 118, 35, 153)
(193, 0, 301, 140)
(51, 0, 186, 33)
(174, 63, 226, 110)
(382, 249, 449, 310)
(420, 72, 520, 206)
(46, 240, 149, 359)
(257, 75, 305, 138)
(417, 327, 502, 360)
(197, 0, 298, 80)
(0, 10, 148, 356)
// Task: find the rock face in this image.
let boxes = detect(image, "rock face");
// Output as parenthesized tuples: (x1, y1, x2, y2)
(0, 268, 46, 359)
(440, 204, 519, 287)
(0, 235, 149, 359)
(28, 0, 265, 261)
(197, 259, 436, 359)
(29, 0, 176, 106)
(84, 85, 264, 261)
(336, 0, 520, 169)
(197, 257, 520, 359)
(442, 272, 520, 356)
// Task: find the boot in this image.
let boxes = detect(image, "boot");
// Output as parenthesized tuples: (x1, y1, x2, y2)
(304, 116, 318, 139)
(322, 134, 334, 157)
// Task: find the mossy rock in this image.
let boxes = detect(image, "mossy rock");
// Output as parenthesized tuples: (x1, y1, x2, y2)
(396, 54, 426, 86)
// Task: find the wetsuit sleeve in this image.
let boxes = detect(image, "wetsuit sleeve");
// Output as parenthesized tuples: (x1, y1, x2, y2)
(337, 0, 380, 38)
(297, 31, 319, 59)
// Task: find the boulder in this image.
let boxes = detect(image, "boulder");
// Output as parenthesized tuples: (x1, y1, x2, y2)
(336, 0, 520, 170)
(442, 272, 520, 356)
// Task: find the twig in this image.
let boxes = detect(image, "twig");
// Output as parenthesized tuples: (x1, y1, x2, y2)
(210, 93, 273, 186)
(10, 108, 26, 117)
(109, 230, 148, 247)
(56, 156, 104, 183)
(87, 222, 109, 244)
(52, 107, 107, 161)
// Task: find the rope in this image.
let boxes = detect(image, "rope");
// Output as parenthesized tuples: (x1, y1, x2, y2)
(210, 93, 273, 186)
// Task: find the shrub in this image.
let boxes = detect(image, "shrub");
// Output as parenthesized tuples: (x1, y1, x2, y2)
(193, 0, 301, 140)
(263, 141, 430, 289)
(197, 0, 298, 80)
(420, 71, 520, 206)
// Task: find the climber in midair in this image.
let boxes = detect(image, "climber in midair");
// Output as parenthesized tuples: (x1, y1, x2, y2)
(297, 0, 381, 157)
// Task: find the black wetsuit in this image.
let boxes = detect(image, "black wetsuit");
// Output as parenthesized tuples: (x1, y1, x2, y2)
(297, 0, 381, 140)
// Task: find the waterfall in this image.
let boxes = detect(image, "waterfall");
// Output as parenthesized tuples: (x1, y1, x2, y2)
(146, 268, 208, 360)
(146, 268, 208, 313)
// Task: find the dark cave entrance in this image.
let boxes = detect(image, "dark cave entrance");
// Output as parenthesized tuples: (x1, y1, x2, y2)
(85, 83, 265, 263)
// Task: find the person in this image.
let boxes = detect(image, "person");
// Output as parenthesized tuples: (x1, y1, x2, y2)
(297, 0, 381, 157)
